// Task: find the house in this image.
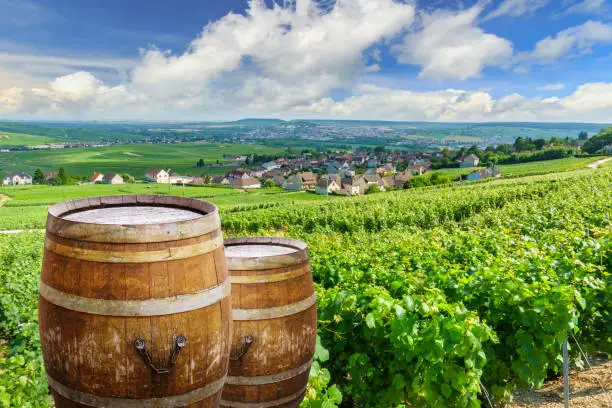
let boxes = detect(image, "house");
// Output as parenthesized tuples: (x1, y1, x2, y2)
(282, 172, 317, 191)
(315, 179, 340, 195)
(190, 177, 205, 185)
(367, 158, 379, 168)
(211, 176, 230, 184)
(262, 161, 280, 171)
(169, 173, 194, 184)
(44, 172, 59, 184)
(341, 177, 361, 196)
(2, 172, 32, 185)
(339, 167, 355, 177)
(272, 175, 285, 185)
(90, 172, 104, 183)
(407, 164, 428, 176)
(467, 168, 501, 181)
(230, 177, 261, 189)
(250, 167, 266, 178)
(227, 168, 251, 181)
(460, 154, 480, 168)
(145, 168, 170, 183)
(382, 163, 396, 174)
(394, 171, 413, 188)
(357, 174, 383, 194)
(103, 173, 124, 185)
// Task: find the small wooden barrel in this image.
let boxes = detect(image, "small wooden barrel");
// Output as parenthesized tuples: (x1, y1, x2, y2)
(222, 237, 317, 408)
(38, 195, 231, 408)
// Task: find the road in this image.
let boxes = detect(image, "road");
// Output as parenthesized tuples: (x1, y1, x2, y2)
(587, 157, 612, 169)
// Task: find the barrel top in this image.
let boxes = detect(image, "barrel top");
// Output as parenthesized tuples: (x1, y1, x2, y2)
(46, 195, 220, 243)
(62, 205, 202, 225)
(224, 237, 309, 271)
(224, 244, 297, 258)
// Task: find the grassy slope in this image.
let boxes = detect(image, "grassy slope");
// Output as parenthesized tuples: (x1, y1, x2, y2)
(0, 183, 344, 230)
(0, 142, 285, 178)
(0, 132, 61, 146)
(431, 156, 604, 179)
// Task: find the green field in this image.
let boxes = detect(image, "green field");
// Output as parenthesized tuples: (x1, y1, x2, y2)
(0, 142, 286, 178)
(0, 132, 60, 147)
(431, 156, 603, 180)
(0, 183, 343, 231)
(0, 166, 610, 407)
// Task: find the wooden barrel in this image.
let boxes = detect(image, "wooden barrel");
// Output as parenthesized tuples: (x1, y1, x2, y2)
(38, 195, 231, 408)
(222, 237, 317, 408)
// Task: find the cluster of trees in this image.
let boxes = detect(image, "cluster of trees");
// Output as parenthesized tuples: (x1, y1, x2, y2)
(405, 173, 452, 188)
(431, 134, 585, 170)
(582, 127, 612, 154)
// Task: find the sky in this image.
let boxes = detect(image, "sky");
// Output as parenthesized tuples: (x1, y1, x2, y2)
(0, 0, 611, 122)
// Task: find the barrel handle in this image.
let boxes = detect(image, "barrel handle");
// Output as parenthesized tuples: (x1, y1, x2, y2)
(134, 335, 187, 374)
(230, 335, 253, 361)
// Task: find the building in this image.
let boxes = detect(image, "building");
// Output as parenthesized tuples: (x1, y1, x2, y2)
(341, 177, 361, 196)
(315, 179, 340, 195)
(211, 176, 230, 184)
(460, 154, 480, 168)
(357, 174, 383, 194)
(230, 177, 261, 189)
(145, 168, 170, 183)
(262, 161, 280, 171)
(282, 172, 317, 191)
(102, 173, 124, 184)
(43, 172, 59, 184)
(2, 172, 32, 185)
(90, 172, 104, 183)
(227, 168, 251, 181)
(467, 168, 501, 181)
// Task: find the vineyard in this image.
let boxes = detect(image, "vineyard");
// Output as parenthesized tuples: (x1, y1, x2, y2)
(0, 167, 610, 407)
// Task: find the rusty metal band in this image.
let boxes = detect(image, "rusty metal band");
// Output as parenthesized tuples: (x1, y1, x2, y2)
(39, 279, 230, 316)
(226, 359, 312, 386)
(44, 234, 223, 263)
(232, 294, 316, 321)
(230, 265, 310, 284)
(220, 385, 307, 408)
(47, 375, 225, 407)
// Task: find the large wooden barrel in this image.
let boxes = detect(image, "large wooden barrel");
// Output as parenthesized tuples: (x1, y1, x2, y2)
(222, 237, 317, 408)
(38, 195, 231, 408)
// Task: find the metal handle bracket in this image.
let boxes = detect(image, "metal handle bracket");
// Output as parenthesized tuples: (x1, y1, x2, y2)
(135, 335, 187, 374)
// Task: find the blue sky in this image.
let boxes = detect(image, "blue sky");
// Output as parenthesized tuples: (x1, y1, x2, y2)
(1, 0, 611, 122)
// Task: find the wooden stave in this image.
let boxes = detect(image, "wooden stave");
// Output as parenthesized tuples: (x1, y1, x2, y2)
(39, 197, 231, 407)
(223, 238, 317, 407)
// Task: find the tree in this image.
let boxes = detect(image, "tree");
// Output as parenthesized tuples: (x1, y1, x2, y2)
(196, 159, 205, 168)
(534, 139, 547, 150)
(57, 167, 68, 185)
(365, 184, 381, 194)
(264, 179, 275, 188)
(374, 146, 386, 153)
(582, 127, 612, 154)
(578, 131, 588, 140)
(33, 169, 45, 185)
(204, 175, 211, 184)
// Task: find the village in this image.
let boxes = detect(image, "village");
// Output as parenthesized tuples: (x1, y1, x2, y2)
(2, 149, 501, 194)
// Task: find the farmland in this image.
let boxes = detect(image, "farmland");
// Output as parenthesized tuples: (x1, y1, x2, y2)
(0, 164, 610, 407)
(0, 183, 343, 231)
(0, 132, 59, 147)
(0, 142, 286, 178)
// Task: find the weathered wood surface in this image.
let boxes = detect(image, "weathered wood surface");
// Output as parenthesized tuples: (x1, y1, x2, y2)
(222, 237, 317, 408)
(62, 206, 202, 224)
(38, 195, 231, 408)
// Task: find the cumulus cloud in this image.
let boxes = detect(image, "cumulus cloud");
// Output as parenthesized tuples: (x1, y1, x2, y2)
(527, 20, 612, 62)
(394, 5, 513, 80)
(482, 0, 549, 21)
(292, 82, 612, 122)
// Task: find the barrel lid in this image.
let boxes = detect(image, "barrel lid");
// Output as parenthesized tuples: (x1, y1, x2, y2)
(47, 195, 220, 243)
(224, 237, 309, 270)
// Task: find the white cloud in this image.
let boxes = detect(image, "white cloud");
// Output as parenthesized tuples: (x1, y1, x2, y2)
(483, 0, 549, 21)
(0, 0, 416, 119)
(292, 82, 612, 122)
(563, 0, 608, 15)
(537, 83, 566, 91)
(395, 5, 513, 80)
(528, 20, 612, 62)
